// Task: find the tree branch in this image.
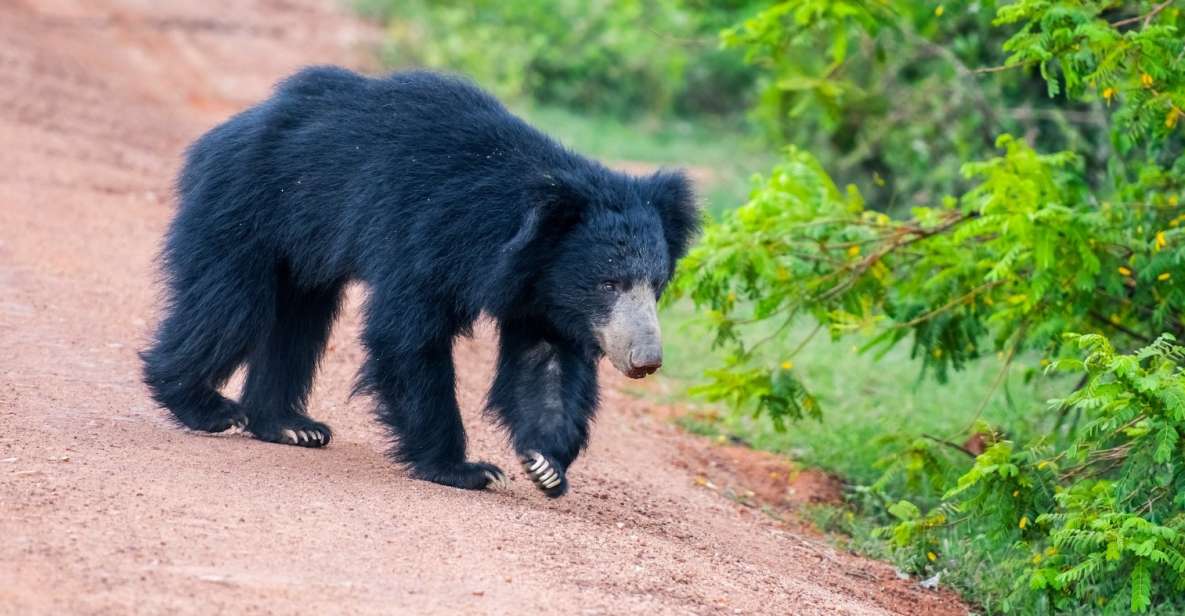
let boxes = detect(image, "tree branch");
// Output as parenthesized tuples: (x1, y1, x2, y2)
(1089, 310, 1153, 344)
(815, 212, 971, 302)
(922, 433, 979, 458)
(1110, 1, 1173, 28)
(973, 2, 1172, 74)
(973, 61, 1035, 75)
(895, 280, 1006, 329)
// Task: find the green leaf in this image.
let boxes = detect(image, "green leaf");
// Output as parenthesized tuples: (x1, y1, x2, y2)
(888, 500, 921, 521)
(1131, 560, 1151, 613)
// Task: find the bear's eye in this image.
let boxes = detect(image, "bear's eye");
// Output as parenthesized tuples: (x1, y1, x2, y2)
(599, 280, 619, 294)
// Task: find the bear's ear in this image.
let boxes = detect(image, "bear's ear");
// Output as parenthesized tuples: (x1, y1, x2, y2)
(502, 171, 590, 257)
(647, 170, 701, 265)
(483, 176, 587, 316)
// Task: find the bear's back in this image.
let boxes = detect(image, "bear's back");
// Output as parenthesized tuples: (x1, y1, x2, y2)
(273, 67, 507, 127)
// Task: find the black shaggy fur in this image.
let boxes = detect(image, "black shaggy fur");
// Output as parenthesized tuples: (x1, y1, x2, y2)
(141, 67, 699, 497)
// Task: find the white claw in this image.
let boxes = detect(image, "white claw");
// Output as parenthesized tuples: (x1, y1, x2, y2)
(281, 429, 298, 444)
(313, 432, 324, 443)
(527, 454, 547, 473)
(537, 469, 557, 484)
(485, 470, 510, 490)
(542, 476, 561, 489)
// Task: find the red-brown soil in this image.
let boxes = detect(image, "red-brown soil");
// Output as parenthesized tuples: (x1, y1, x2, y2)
(0, 2, 969, 614)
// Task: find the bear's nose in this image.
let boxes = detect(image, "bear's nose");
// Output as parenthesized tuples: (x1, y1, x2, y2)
(627, 347, 662, 378)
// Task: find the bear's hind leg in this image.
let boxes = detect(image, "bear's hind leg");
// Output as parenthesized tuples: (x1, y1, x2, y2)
(241, 274, 344, 448)
(141, 263, 272, 434)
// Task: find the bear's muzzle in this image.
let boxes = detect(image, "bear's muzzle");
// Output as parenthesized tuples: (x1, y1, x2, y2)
(594, 282, 662, 379)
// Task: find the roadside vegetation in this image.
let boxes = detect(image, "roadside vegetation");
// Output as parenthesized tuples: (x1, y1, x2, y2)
(359, 2, 1185, 612)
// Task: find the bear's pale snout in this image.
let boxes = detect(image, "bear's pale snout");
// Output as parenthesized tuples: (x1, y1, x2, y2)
(596, 281, 663, 379)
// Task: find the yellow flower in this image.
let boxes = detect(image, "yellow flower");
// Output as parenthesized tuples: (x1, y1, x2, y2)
(1102, 87, 1116, 103)
(1012, 490, 1020, 497)
(927, 551, 938, 561)
(1045, 546, 1058, 557)
(1171, 195, 1181, 207)
(1141, 73, 1154, 88)
(1019, 516, 1029, 529)
(934, 5, 944, 16)
(847, 245, 861, 257)
(780, 360, 794, 370)
(1118, 266, 1133, 277)
(1169, 108, 1182, 130)
(1159, 272, 1172, 281)
(1032, 553, 1043, 564)
(1156, 231, 1167, 251)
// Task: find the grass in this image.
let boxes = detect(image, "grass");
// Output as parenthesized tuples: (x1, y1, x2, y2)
(658, 300, 1068, 486)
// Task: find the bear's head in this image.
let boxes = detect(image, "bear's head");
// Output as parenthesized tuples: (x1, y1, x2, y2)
(494, 167, 699, 379)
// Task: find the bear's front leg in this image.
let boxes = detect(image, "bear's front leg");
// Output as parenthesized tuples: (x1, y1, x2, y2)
(487, 319, 599, 498)
(360, 302, 506, 491)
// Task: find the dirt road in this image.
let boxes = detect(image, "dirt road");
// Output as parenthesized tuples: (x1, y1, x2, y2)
(0, 2, 967, 614)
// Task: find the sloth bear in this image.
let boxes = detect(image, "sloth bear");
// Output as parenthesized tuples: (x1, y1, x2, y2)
(141, 67, 698, 497)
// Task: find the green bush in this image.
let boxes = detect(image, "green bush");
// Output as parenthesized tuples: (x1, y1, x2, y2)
(357, 0, 759, 119)
(673, 1, 1185, 612)
(905, 334, 1185, 613)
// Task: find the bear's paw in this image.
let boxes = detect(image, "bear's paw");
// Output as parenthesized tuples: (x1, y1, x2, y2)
(251, 417, 332, 448)
(521, 451, 568, 498)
